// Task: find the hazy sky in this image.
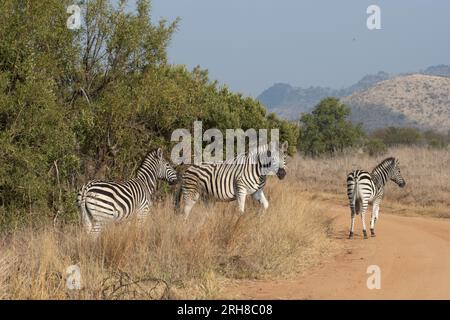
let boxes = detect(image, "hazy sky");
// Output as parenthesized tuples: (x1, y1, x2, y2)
(145, 0, 450, 97)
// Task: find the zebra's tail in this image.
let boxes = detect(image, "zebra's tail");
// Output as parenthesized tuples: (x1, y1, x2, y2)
(77, 183, 93, 232)
(352, 180, 361, 215)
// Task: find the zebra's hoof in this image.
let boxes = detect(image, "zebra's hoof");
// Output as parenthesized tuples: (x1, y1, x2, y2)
(370, 229, 376, 237)
(363, 230, 368, 239)
(348, 232, 354, 239)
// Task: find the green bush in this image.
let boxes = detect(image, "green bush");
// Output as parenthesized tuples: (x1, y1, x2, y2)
(0, 0, 299, 229)
(364, 138, 388, 156)
(298, 98, 365, 157)
(371, 127, 449, 149)
(371, 127, 422, 146)
(423, 130, 448, 149)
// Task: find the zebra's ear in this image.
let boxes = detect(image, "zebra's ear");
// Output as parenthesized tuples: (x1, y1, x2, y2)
(156, 148, 163, 159)
(281, 141, 289, 153)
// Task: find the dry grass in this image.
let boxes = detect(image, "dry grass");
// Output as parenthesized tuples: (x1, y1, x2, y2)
(3, 146, 445, 299)
(291, 146, 450, 217)
(0, 174, 332, 299)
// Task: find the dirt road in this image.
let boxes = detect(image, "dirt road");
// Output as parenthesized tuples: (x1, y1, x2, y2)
(223, 202, 450, 299)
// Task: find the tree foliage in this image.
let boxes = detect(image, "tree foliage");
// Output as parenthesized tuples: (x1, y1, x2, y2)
(371, 127, 449, 149)
(364, 138, 388, 157)
(298, 98, 364, 156)
(0, 0, 298, 228)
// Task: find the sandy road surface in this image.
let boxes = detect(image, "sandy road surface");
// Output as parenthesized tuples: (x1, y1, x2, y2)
(223, 202, 450, 299)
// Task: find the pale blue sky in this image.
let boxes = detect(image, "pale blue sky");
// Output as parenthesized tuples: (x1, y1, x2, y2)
(145, 0, 450, 97)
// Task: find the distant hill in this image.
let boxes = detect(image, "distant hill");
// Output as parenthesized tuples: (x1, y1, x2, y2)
(257, 83, 335, 119)
(342, 74, 450, 132)
(336, 71, 391, 97)
(421, 64, 450, 78)
(257, 71, 392, 119)
(257, 65, 450, 132)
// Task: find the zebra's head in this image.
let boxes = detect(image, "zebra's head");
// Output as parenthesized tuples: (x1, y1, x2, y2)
(391, 158, 406, 188)
(152, 148, 179, 185)
(259, 141, 289, 179)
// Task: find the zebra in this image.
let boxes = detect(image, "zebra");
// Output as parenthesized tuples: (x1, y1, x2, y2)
(175, 141, 289, 218)
(77, 148, 179, 236)
(346, 157, 406, 239)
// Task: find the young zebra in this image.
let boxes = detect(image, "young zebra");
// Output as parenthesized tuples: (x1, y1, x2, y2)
(175, 141, 289, 219)
(77, 148, 178, 236)
(347, 157, 406, 239)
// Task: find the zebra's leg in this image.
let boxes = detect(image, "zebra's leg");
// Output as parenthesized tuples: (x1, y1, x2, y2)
(136, 208, 150, 225)
(349, 207, 356, 239)
(88, 222, 103, 239)
(348, 194, 357, 238)
(82, 205, 103, 239)
(82, 215, 93, 233)
(374, 192, 383, 222)
(374, 204, 380, 222)
(236, 184, 247, 213)
(201, 194, 213, 210)
(253, 189, 269, 210)
(360, 200, 369, 239)
(370, 199, 381, 237)
(183, 192, 199, 220)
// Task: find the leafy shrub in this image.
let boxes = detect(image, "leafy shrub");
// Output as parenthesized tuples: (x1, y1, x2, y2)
(364, 138, 388, 156)
(371, 127, 448, 149)
(423, 130, 448, 149)
(371, 127, 422, 146)
(0, 0, 299, 229)
(298, 98, 365, 157)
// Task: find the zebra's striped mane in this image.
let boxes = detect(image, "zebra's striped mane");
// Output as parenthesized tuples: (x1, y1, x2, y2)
(136, 150, 159, 181)
(222, 143, 273, 165)
(141, 150, 158, 163)
(138, 150, 157, 167)
(372, 157, 396, 172)
(247, 143, 278, 167)
(249, 143, 269, 158)
(371, 157, 397, 187)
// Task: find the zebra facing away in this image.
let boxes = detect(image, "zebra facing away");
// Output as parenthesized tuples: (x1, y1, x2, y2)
(175, 141, 289, 219)
(347, 157, 406, 239)
(77, 148, 178, 236)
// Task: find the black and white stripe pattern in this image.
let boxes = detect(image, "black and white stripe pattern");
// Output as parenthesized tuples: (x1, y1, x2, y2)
(175, 141, 289, 218)
(347, 157, 406, 239)
(77, 148, 178, 235)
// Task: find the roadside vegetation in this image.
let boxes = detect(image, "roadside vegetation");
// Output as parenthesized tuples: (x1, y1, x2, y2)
(0, 175, 332, 299)
(0, 0, 298, 229)
(292, 147, 450, 218)
(1, 0, 448, 300)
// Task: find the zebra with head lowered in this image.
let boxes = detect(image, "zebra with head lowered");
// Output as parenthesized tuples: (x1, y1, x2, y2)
(175, 141, 289, 219)
(347, 157, 406, 239)
(77, 148, 179, 236)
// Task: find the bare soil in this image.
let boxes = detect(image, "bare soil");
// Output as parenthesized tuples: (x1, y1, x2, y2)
(222, 202, 450, 299)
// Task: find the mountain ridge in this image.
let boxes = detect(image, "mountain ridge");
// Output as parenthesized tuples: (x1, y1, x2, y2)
(257, 65, 450, 132)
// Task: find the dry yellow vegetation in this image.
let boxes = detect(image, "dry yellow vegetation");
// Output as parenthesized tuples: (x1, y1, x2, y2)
(1, 146, 447, 299)
(0, 172, 331, 299)
(291, 146, 450, 217)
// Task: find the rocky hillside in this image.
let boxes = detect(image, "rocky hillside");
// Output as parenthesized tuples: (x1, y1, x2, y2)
(257, 71, 391, 119)
(342, 74, 450, 132)
(257, 65, 450, 132)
